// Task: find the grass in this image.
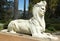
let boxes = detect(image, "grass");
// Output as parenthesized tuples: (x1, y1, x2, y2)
(45, 18, 60, 32)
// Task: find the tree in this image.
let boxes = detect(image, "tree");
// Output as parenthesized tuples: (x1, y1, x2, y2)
(23, 0, 26, 18)
(14, 0, 18, 19)
(46, 0, 59, 18)
(55, 0, 60, 17)
(0, 0, 8, 21)
(0, 0, 14, 23)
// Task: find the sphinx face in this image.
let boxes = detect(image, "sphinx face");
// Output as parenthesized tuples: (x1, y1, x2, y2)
(32, 1, 47, 16)
(37, 1, 47, 16)
(39, 5, 46, 16)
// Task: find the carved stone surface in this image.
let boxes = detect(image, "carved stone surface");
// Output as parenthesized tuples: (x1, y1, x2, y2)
(7, 1, 47, 38)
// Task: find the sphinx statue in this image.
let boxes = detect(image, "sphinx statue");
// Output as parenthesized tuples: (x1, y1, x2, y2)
(1, 1, 58, 40)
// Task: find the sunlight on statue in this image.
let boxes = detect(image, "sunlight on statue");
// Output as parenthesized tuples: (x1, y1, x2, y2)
(1, 1, 58, 40)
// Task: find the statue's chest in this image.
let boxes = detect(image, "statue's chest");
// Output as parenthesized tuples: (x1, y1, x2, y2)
(30, 19, 40, 27)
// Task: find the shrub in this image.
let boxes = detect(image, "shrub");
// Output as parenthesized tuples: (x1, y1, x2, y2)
(0, 23, 4, 30)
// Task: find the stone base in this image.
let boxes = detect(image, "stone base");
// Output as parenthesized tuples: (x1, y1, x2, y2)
(0, 32, 60, 41)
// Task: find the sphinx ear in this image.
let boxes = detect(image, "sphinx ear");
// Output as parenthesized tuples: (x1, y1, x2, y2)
(43, 1, 47, 6)
(37, 1, 47, 6)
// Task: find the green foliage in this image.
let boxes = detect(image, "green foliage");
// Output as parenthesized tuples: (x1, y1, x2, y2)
(0, 19, 12, 29)
(0, 0, 14, 22)
(46, 24, 56, 32)
(0, 18, 13, 29)
(0, 0, 14, 29)
(46, 18, 60, 32)
(46, 23, 60, 33)
(0, 27, 3, 30)
(0, 23, 4, 30)
(0, 0, 7, 18)
(46, 0, 59, 18)
(30, 0, 41, 4)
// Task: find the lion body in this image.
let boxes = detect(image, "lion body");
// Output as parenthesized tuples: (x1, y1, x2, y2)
(8, 1, 46, 36)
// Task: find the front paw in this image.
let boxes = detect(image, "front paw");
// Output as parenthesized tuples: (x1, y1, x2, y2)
(9, 31, 16, 34)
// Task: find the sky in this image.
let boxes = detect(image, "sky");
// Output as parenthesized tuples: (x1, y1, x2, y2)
(18, 0, 29, 11)
(7, 0, 29, 11)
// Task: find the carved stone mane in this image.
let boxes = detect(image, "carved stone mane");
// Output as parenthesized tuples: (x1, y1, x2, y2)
(31, 1, 47, 32)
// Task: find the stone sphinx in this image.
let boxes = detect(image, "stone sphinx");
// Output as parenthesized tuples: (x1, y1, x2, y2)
(1, 1, 58, 40)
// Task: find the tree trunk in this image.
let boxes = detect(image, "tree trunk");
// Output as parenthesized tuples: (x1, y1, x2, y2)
(23, 0, 26, 18)
(14, 0, 18, 19)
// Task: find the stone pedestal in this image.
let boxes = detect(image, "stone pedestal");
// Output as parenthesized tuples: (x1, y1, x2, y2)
(0, 32, 59, 41)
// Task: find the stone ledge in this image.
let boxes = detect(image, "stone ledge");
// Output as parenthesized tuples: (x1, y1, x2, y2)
(0, 32, 59, 41)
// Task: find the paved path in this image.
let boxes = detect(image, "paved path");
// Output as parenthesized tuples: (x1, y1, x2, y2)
(0, 32, 60, 41)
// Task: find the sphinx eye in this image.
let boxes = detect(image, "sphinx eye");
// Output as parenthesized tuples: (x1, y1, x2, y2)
(41, 8, 44, 10)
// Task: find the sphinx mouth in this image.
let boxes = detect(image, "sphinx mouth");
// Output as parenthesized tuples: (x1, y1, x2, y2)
(39, 12, 44, 16)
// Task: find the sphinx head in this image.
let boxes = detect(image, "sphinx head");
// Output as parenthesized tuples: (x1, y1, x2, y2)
(33, 1, 47, 17)
(37, 1, 47, 6)
(37, 1, 47, 16)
